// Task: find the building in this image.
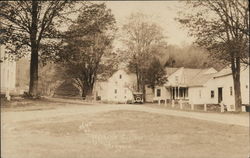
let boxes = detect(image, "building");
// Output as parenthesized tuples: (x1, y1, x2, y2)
(153, 65, 249, 108)
(0, 45, 16, 94)
(0, 44, 30, 96)
(153, 67, 218, 104)
(93, 69, 137, 103)
(212, 65, 249, 107)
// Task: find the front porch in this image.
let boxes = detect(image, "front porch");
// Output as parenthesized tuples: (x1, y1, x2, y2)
(154, 86, 189, 105)
(168, 86, 189, 101)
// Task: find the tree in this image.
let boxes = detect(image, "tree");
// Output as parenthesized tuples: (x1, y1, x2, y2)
(164, 45, 224, 70)
(58, 3, 117, 99)
(0, 1, 84, 97)
(178, 0, 249, 110)
(122, 12, 167, 100)
(38, 63, 64, 96)
(145, 57, 167, 91)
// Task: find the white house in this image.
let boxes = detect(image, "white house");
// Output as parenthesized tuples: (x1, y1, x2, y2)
(154, 65, 249, 109)
(153, 67, 218, 104)
(93, 69, 137, 103)
(212, 65, 249, 107)
(0, 45, 16, 94)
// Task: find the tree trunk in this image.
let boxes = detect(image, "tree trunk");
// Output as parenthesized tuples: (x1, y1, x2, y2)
(142, 83, 146, 102)
(29, 0, 39, 97)
(231, 57, 242, 111)
(135, 65, 140, 92)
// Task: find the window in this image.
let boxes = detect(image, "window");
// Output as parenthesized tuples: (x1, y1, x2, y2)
(230, 87, 233, 96)
(157, 89, 161, 97)
(246, 85, 248, 89)
(119, 74, 122, 79)
(211, 90, 214, 98)
(114, 89, 117, 94)
(199, 90, 202, 98)
(185, 88, 189, 98)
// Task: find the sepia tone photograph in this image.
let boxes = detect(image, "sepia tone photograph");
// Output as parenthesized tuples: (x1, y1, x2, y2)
(0, 0, 249, 158)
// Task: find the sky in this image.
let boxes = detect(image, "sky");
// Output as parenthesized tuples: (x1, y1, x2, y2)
(105, 1, 195, 47)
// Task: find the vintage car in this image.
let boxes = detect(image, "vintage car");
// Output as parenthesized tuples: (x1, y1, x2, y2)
(132, 92, 144, 104)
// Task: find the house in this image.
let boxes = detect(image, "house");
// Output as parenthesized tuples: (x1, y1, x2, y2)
(0, 44, 30, 96)
(0, 45, 16, 94)
(212, 65, 249, 107)
(154, 65, 249, 108)
(93, 69, 137, 103)
(153, 67, 218, 104)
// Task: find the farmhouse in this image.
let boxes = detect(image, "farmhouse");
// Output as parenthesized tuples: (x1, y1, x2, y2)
(212, 65, 249, 107)
(153, 67, 218, 104)
(154, 65, 249, 109)
(93, 69, 137, 103)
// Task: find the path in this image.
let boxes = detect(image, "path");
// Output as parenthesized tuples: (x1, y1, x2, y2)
(1, 99, 249, 127)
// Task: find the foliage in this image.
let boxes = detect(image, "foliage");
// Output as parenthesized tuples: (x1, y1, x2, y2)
(57, 3, 117, 98)
(38, 63, 64, 96)
(177, 0, 249, 65)
(144, 57, 167, 90)
(0, 1, 85, 96)
(177, 0, 249, 109)
(122, 12, 168, 95)
(164, 45, 224, 70)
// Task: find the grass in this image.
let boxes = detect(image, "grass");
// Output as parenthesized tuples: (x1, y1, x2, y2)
(0, 97, 95, 112)
(1, 107, 249, 158)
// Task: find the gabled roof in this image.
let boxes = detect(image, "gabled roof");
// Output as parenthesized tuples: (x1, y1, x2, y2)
(166, 67, 217, 87)
(165, 67, 179, 76)
(214, 64, 249, 78)
(188, 72, 217, 87)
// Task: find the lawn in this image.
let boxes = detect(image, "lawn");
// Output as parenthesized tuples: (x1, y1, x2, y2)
(1, 102, 249, 158)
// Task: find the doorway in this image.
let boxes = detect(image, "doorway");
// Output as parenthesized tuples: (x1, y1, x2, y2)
(218, 87, 223, 103)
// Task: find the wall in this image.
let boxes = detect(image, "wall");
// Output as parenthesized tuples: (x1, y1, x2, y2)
(0, 45, 16, 94)
(211, 66, 249, 106)
(153, 86, 170, 101)
(94, 70, 136, 102)
(189, 84, 217, 105)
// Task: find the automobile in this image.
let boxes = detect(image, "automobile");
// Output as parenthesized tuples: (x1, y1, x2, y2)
(132, 92, 144, 104)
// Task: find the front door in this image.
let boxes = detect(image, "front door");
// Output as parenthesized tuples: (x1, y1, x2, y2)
(218, 87, 223, 103)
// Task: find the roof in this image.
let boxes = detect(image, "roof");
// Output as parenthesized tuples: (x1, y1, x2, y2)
(166, 67, 217, 87)
(165, 67, 179, 76)
(213, 66, 231, 78)
(188, 72, 217, 87)
(213, 63, 249, 78)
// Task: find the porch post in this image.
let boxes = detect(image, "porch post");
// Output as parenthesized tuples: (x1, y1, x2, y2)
(178, 86, 180, 99)
(175, 87, 178, 99)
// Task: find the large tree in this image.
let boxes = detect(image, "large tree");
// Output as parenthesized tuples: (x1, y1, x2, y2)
(144, 57, 167, 91)
(0, 1, 84, 97)
(178, 0, 249, 110)
(58, 3, 117, 99)
(122, 12, 168, 100)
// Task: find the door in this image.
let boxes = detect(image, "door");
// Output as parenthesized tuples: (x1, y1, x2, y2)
(218, 87, 223, 103)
